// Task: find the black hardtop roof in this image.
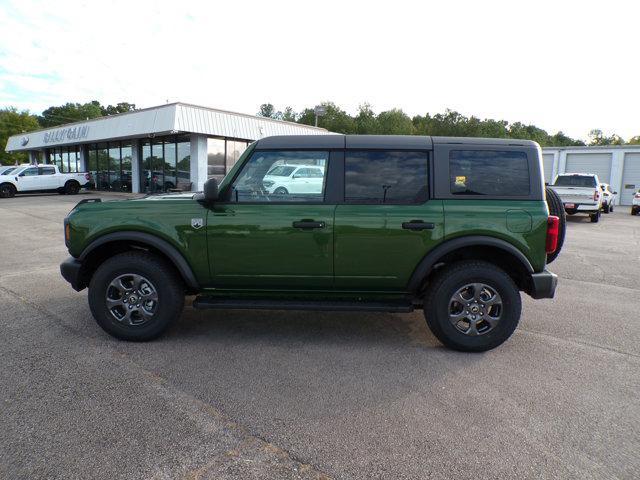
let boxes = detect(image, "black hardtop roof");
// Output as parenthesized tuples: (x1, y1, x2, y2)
(255, 135, 539, 150)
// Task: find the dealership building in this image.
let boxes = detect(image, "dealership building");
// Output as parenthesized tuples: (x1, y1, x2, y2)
(542, 145, 640, 206)
(4, 102, 330, 193)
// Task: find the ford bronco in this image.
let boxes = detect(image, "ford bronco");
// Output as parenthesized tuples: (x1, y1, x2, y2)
(61, 135, 561, 351)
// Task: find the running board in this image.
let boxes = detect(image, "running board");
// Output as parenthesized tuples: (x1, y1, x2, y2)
(192, 297, 414, 313)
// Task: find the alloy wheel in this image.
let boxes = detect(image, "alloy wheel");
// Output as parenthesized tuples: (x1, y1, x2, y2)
(105, 274, 158, 326)
(448, 283, 502, 336)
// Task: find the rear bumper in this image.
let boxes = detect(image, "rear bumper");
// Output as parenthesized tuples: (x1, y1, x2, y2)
(528, 269, 558, 299)
(60, 256, 86, 291)
(564, 202, 599, 212)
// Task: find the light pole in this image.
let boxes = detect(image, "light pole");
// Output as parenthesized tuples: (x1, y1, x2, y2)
(314, 105, 327, 127)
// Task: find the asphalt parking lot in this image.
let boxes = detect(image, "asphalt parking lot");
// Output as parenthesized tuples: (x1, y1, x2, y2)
(1, 192, 638, 480)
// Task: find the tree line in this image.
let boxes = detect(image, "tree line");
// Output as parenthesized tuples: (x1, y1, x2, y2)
(2, 99, 638, 166)
(258, 102, 640, 148)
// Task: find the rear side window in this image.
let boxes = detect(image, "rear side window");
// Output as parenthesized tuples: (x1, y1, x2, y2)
(554, 175, 597, 188)
(345, 151, 428, 204)
(39, 167, 55, 175)
(449, 150, 530, 196)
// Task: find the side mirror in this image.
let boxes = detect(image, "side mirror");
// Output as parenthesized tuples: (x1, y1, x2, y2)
(18, 172, 25, 177)
(204, 178, 219, 202)
(613, 191, 618, 195)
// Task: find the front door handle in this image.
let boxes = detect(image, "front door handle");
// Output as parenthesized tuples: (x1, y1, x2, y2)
(292, 220, 325, 230)
(402, 220, 435, 231)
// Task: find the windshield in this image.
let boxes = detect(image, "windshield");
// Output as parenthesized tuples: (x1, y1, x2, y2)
(553, 175, 596, 188)
(266, 166, 296, 177)
(0, 167, 14, 175)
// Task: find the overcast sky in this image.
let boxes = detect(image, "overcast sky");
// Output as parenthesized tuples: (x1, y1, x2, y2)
(1, 0, 638, 141)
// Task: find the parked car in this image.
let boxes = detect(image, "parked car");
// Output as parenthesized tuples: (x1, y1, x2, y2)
(599, 183, 617, 213)
(549, 173, 602, 222)
(0, 164, 91, 198)
(631, 189, 640, 215)
(261, 164, 326, 196)
(60, 135, 561, 352)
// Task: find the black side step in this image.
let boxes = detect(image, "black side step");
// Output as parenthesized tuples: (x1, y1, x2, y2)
(192, 297, 414, 313)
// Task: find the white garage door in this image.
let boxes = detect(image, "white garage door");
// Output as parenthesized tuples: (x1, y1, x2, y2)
(542, 154, 554, 183)
(621, 153, 640, 205)
(565, 153, 612, 184)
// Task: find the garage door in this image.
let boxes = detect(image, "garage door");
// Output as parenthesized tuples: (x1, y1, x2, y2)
(621, 153, 640, 205)
(542, 154, 554, 183)
(565, 153, 612, 184)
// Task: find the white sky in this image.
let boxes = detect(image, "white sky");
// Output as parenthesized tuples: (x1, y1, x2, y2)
(0, 0, 638, 141)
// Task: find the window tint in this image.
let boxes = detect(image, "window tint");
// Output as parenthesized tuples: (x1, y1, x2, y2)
(231, 150, 328, 203)
(22, 168, 38, 176)
(345, 151, 428, 204)
(449, 150, 530, 196)
(39, 167, 55, 175)
(553, 175, 596, 188)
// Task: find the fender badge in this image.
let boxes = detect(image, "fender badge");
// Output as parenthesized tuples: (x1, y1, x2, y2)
(191, 218, 203, 229)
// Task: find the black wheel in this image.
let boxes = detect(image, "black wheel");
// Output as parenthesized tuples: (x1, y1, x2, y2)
(64, 181, 80, 195)
(274, 187, 288, 195)
(603, 203, 610, 214)
(423, 261, 522, 352)
(610, 204, 614, 212)
(0, 183, 16, 198)
(545, 187, 566, 264)
(88, 251, 184, 341)
(632, 207, 638, 216)
(590, 211, 600, 223)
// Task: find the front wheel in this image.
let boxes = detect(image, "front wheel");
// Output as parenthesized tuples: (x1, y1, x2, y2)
(0, 183, 16, 198)
(423, 261, 522, 352)
(88, 251, 184, 341)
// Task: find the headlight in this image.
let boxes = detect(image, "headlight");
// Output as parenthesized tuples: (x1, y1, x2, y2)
(262, 180, 274, 188)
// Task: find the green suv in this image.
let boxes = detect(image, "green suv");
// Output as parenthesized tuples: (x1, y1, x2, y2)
(61, 135, 561, 351)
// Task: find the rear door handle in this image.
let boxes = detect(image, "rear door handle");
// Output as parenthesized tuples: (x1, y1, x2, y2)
(292, 220, 325, 230)
(402, 220, 435, 231)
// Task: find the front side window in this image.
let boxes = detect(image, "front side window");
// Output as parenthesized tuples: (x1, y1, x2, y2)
(345, 151, 428, 204)
(230, 150, 329, 203)
(22, 168, 38, 176)
(450, 150, 530, 196)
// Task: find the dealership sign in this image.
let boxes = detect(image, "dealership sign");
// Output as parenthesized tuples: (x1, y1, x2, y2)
(43, 125, 90, 144)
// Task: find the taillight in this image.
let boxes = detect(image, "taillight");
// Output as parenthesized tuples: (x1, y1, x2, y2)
(546, 216, 560, 254)
(635, 193, 640, 199)
(85, 173, 91, 180)
(593, 190, 599, 201)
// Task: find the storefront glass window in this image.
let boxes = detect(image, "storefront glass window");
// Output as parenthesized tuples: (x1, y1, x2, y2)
(96, 143, 109, 190)
(164, 141, 177, 190)
(207, 138, 225, 179)
(108, 143, 120, 190)
(121, 142, 132, 192)
(176, 139, 191, 190)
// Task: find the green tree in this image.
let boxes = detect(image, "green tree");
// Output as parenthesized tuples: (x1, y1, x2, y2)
(102, 102, 136, 115)
(588, 129, 624, 146)
(628, 135, 640, 145)
(376, 108, 414, 135)
(38, 101, 103, 127)
(297, 102, 356, 134)
(281, 107, 297, 122)
(0, 107, 41, 165)
(258, 103, 277, 118)
(354, 103, 379, 134)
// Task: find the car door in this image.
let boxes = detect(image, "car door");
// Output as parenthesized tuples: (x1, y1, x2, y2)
(16, 167, 41, 191)
(207, 149, 337, 289)
(38, 166, 58, 189)
(333, 149, 444, 290)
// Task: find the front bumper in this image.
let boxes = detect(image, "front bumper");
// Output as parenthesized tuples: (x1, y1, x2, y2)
(60, 256, 86, 291)
(528, 269, 558, 299)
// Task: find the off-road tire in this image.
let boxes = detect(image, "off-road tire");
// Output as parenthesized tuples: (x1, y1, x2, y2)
(0, 183, 16, 198)
(545, 186, 566, 264)
(88, 251, 185, 341)
(423, 261, 522, 352)
(64, 181, 80, 195)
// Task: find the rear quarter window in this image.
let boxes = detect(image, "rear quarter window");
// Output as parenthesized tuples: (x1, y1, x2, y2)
(449, 150, 530, 196)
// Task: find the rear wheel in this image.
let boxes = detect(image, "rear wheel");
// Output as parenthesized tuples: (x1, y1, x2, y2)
(632, 207, 639, 216)
(603, 203, 610, 213)
(0, 183, 16, 198)
(423, 261, 521, 352)
(545, 187, 566, 264)
(88, 251, 184, 341)
(64, 181, 80, 195)
(590, 211, 600, 223)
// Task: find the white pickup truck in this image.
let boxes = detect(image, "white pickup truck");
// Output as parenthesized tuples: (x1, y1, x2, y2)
(549, 173, 602, 223)
(0, 164, 91, 198)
